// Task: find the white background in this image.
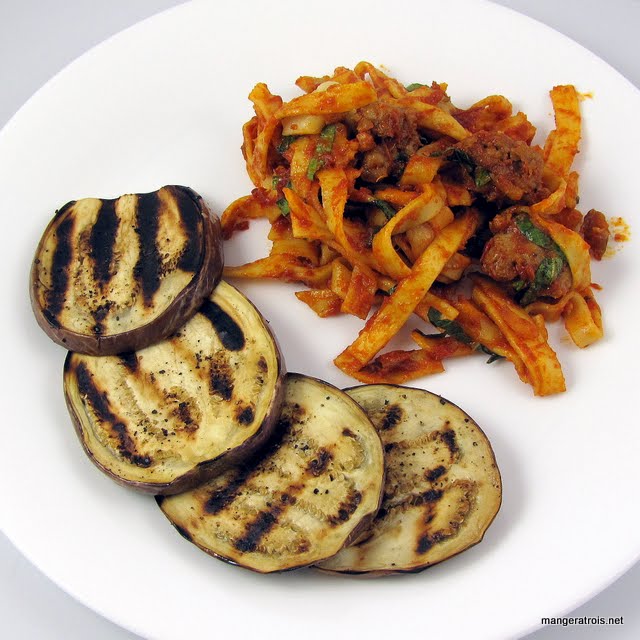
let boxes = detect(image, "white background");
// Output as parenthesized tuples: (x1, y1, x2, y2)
(1, 1, 638, 638)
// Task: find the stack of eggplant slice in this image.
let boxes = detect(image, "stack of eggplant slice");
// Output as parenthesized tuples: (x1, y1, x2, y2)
(30, 185, 502, 575)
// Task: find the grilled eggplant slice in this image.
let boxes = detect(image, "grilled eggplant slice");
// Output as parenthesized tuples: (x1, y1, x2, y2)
(156, 373, 385, 573)
(316, 385, 502, 575)
(63, 280, 284, 495)
(31, 185, 223, 355)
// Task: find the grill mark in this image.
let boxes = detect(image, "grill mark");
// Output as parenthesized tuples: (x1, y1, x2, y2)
(440, 428, 459, 455)
(234, 504, 284, 553)
(91, 299, 113, 335)
(199, 299, 245, 351)
(45, 212, 75, 325)
(307, 448, 332, 476)
(416, 530, 447, 555)
(327, 489, 362, 526)
(425, 465, 447, 482)
(233, 485, 305, 555)
(204, 471, 253, 514)
(209, 357, 234, 401)
(119, 352, 139, 372)
(172, 187, 203, 272)
(380, 404, 403, 430)
(174, 401, 197, 432)
(235, 404, 255, 425)
(74, 361, 151, 467)
(420, 489, 444, 502)
(415, 481, 474, 555)
(203, 416, 292, 514)
(134, 192, 162, 306)
(112, 424, 152, 467)
(90, 199, 119, 286)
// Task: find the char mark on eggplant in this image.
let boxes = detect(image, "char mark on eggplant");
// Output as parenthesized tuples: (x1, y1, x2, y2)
(44, 213, 75, 325)
(133, 190, 163, 305)
(199, 298, 246, 351)
(89, 199, 119, 287)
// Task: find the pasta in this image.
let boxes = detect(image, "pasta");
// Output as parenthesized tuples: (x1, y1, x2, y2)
(221, 62, 611, 396)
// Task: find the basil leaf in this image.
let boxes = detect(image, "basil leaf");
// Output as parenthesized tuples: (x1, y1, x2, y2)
(518, 286, 538, 306)
(427, 308, 474, 345)
(448, 148, 492, 188)
(378, 284, 397, 297)
(519, 256, 565, 305)
(276, 135, 297, 153)
(316, 124, 337, 154)
(276, 197, 290, 216)
(428, 308, 503, 364)
(474, 167, 492, 187)
(513, 213, 568, 305)
(515, 214, 561, 254)
(406, 83, 426, 92)
(306, 125, 337, 179)
(320, 124, 337, 141)
(477, 344, 504, 363)
(449, 148, 475, 168)
(306, 157, 324, 180)
(373, 199, 397, 220)
(535, 255, 564, 288)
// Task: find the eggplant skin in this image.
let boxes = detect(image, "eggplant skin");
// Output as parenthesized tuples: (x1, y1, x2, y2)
(30, 185, 224, 356)
(315, 384, 502, 576)
(63, 280, 285, 495)
(156, 373, 385, 573)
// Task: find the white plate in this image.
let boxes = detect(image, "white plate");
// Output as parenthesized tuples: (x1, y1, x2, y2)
(1, 1, 639, 638)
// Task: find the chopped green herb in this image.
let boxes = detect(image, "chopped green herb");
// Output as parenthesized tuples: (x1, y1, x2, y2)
(449, 148, 475, 168)
(315, 124, 337, 154)
(519, 256, 565, 305)
(518, 287, 536, 306)
(428, 308, 473, 345)
(372, 199, 397, 220)
(515, 214, 560, 253)
(378, 284, 397, 297)
(428, 308, 503, 364)
(448, 148, 491, 188)
(276, 198, 290, 216)
(512, 279, 527, 292)
(477, 344, 505, 364)
(513, 213, 568, 305)
(306, 157, 324, 180)
(271, 176, 280, 190)
(320, 124, 337, 141)
(474, 167, 492, 188)
(536, 255, 565, 288)
(276, 135, 297, 153)
(305, 125, 337, 180)
(406, 83, 426, 92)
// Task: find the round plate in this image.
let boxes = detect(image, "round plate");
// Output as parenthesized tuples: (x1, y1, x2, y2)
(1, 1, 639, 639)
